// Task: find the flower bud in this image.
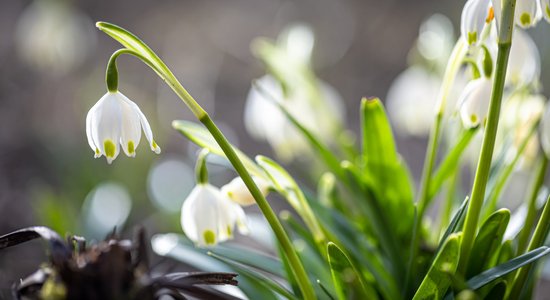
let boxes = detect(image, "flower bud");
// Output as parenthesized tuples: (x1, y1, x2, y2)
(221, 176, 270, 206)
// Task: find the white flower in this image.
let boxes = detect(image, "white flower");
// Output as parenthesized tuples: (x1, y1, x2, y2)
(507, 29, 541, 86)
(515, 0, 542, 28)
(86, 91, 161, 164)
(459, 77, 493, 128)
(461, 0, 493, 45)
(539, 100, 550, 158)
(221, 176, 270, 206)
(386, 67, 442, 136)
(180, 183, 248, 247)
(244, 75, 344, 161)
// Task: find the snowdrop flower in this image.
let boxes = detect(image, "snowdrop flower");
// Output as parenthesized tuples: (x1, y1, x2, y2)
(387, 67, 442, 136)
(507, 29, 540, 87)
(221, 176, 270, 206)
(15, 0, 95, 75)
(461, 0, 493, 45)
(515, 0, 542, 28)
(245, 75, 344, 161)
(86, 91, 161, 164)
(181, 183, 248, 247)
(459, 77, 493, 128)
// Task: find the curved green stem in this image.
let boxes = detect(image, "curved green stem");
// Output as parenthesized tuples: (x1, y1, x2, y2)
(458, 0, 516, 274)
(405, 38, 466, 295)
(97, 22, 316, 300)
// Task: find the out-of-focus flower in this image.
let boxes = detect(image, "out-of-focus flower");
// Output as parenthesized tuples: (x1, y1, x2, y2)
(244, 75, 344, 161)
(539, 99, 550, 158)
(459, 77, 493, 128)
(86, 91, 161, 164)
(515, 0, 543, 28)
(386, 67, 441, 136)
(15, 0, 95, 75)
(180, 183, 248, 247)
(416, 14, 455, 70)
(461, 0, 493, 45)
(507, 29, 541, 87)
(501, 93, 545, 166)
(221, 176, 270, 206)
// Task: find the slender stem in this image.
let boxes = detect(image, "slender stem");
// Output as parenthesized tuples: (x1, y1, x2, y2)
(509, 195, 550, 299)
(516, 155, 548, 255)
(405, 39, 466, 295)
(458, 0, 516, 274)
(201, 116, 316, 300)
(439, 170, 460, 239)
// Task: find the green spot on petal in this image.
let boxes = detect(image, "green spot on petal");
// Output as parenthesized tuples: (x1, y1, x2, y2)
(152, 140, 158, 149)
(95, 148, 100, 155)
(470, 114, 478, 124)
(227, 225, 232, 236)
(467, 32, 477, 45)
(203, 230, 216, 245)
(104, 140, 116, 158)
(546, 5, 550, 19)
(127, 141, 135, 154)
(520, 13, 531, 26)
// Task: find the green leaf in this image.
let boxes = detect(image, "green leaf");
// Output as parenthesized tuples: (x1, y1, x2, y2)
(413, 233, 461, 300)
(466, 246, 550, 290)
(360, 97, 414, 236)
(208, 251, 298, 300)
(317, 279, 336, 300)
(172, 120, 266, 179)
(327, 242, 378, 300)
(466, 209, 510, 278)
(437, 197, 469, 252)
(429, 127, 478, 199)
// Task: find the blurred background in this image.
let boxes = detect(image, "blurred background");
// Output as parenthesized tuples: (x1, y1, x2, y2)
(1, 0, 550, 298)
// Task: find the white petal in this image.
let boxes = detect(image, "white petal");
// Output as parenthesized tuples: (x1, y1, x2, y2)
(516, 0, 542, 28)
(221, 176, 270, 206)
(459, 78, 493, 128)
(86, 102, 101, 157)
(91, 92, 122, 164)
(116, 93, 142, 157)
(119, 92, 161, 154)
(461, 0, 492, 45)
(181, 184, 224, 247)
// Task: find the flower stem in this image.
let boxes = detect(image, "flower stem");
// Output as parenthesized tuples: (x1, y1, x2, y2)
(405, 38, 466, 294)
(516, 155, 548, 255)
(509, 195, 550, 299)
(200, 115, 316, 299)
(458, 0, 516, 274)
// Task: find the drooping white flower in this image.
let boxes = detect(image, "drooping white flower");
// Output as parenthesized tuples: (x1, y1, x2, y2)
(459, 77, 493, 128)
(515, 0, 542, 28)
(539, 100, 550, 158)
(86, 91, 160, 164)
(507, 29, 541, 86)
(461, 0, 493, 45)
(180, 183, 248, 247)
(221, 176, 270, 206)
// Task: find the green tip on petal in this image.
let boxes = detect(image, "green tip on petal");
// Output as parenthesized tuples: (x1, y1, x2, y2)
(467, 31, 477, 45)
(127, 141, 135, 155)
(151, 140, 161, 154)
(470, 114, 478, 124)
(94, 148, 101, 158)
(520, 13, 531, 26)
(104, 140, 116, 158)
(203, 230, 216, 245)
(227, 225, 232, 236)
(546, 5, 550, 18)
